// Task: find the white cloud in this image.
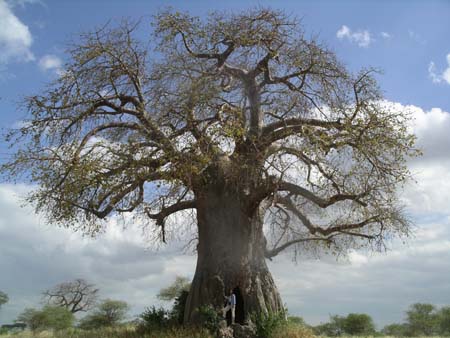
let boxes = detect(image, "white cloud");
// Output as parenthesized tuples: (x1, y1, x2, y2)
(336, 25, 372, 48)
(380, 32, 391, 39)
(428, 62, 441, 83)
(428, 54, 450, 85)
(0, 0, 34, 64)
(38, 54, 63, 75)
(379, 102, 450, 214)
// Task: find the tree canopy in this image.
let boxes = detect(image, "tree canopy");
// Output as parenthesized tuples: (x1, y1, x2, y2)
(16, 306, 74, 332)
(43, 278, 99, 313)
(78, 299, 129, 329)
(0, 8, 419, 258)
(157, 276, 191, 301)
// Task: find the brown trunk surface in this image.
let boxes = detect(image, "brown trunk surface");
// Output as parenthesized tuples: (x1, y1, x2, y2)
(184, 186, 283, 324)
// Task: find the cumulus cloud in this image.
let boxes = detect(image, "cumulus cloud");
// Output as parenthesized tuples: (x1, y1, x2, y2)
(380, 32, 391, 39)
(0, 0, 34, 65)
(428, 54, 450, 85)
(38, 54, 63, 75)
(336, 25, 372, 48)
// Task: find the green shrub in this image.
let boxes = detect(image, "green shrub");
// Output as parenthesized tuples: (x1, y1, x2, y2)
(137, 306, 171, 333)
(251, 310, 287, 338)
(78, 299, 129, 330)
(170, 290, 189, 325)
(343, 313, 376, 335)
(16, 306, 74, 332)
(197, 305, 221, 333)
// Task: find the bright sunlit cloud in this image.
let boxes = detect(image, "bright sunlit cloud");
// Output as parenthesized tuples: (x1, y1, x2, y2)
(0, 0, 34, 65)
(38, 54, 63, 75)
(428, 53, 450, 85)
(336, 25, 372, 47)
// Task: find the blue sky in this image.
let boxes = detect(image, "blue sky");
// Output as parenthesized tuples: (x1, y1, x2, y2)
(1, 0, 450, 329)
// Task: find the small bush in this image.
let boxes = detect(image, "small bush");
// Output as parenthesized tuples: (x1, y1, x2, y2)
(197, 305, 221, 333)
(16, 306, 74, 332)
(170, 290, 189, 325)
(137, 306, 171, 333)
(251, 310, 287, 338)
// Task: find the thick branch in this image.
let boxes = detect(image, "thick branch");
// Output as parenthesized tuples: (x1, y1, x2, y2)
(146, 199, 197, 243)
(278, 181, 368, 208)
(265, 236, 334, 259)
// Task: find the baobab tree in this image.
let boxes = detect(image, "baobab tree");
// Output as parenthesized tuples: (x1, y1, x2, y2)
(43, 279, 99, 313)
(1, 9, 419, 323)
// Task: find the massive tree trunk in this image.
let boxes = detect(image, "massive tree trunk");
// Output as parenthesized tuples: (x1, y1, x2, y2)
(184, 184, 283, 324)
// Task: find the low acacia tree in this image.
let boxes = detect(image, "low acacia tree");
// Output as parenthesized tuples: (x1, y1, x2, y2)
(1, 9, 419, 323)
(78, 299, 129, 329)
(43, 279, 99, 313)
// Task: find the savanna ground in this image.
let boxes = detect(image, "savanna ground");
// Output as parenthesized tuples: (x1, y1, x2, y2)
(2, 324, 448, 338)
(0, 321, 314, 338)
(1, 327, 447, 338)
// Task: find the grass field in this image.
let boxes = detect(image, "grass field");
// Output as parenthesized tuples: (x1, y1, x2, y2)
(1, 324, 447, 338)
(0, 322, 317, 338)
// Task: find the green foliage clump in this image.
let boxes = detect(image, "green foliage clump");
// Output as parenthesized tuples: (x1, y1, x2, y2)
(137, 306, 171, 333)
(251, 310, 288, 338)
(313, 313, 375, 336)
(157, 276, 191, 301)
(405, 303, 438, 336)
(381, 323, 409, 336)
(16, 305, 74, 332)
(78, 299, 129, 330)
(197, 305, 221, 334)
(343, 313, 376, 335)
(437, 306, 450, 336)
(313, 315, 346, 336)
(170, 290, 189, 325)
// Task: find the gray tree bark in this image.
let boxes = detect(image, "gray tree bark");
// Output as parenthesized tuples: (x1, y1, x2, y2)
(184, 185, 283, 324)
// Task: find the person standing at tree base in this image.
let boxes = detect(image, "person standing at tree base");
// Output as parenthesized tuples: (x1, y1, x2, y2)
(222, 290, 236, 324)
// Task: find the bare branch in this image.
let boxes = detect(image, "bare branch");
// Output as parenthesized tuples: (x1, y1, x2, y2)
(146, 199, 197, 243)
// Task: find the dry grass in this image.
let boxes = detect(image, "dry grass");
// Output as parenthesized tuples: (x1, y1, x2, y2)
(273, 322, 317, 338)
(3, 326, 447, 338)
(0, 326, 213, 338)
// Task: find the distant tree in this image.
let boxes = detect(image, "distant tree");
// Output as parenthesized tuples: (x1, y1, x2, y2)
(1, 8, 419, 323)
(313, 315, 346, 336)
(16, 306, 74, 332)
(382, 323, 409, 337)
(170, 290, 189, 325)
(157, 276, 191, 301)
(343, 313, 376, 335)
(288, 315, 306, 327)
(0, 291, 8, 309)
(406, 303, 438, 336)
(437, 306, 450, 336)
(16, 308, 39, 330)
(78, 299, 129, 329)
(43, 278, 99, 313)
